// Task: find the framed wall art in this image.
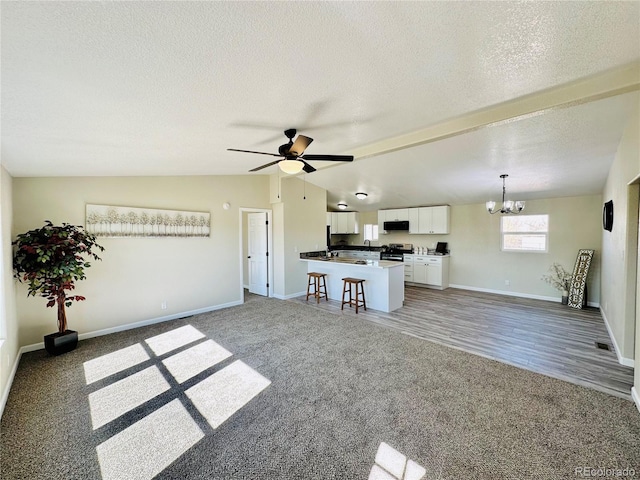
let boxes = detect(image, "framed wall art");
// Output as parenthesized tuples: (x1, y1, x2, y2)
(85, 204, 210, 238)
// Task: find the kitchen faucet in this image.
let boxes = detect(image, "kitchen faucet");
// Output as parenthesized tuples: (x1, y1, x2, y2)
(364, 239, 371, 250)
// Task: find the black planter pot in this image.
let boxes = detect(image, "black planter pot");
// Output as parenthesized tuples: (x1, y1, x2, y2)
(44, 330, 78, 355)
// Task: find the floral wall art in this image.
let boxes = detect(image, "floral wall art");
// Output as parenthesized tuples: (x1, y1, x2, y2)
(86, 204, 210, 238)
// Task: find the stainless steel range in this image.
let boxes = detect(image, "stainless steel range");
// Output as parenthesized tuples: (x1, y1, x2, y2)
(380, 243, 413, 262)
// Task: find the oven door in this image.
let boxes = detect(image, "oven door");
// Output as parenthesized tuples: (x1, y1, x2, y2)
(381, 253, 404, 262)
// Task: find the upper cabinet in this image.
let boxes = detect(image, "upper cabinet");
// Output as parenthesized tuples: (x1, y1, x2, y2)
(378, 208, 409, 233)
(409, 206, 450, 234)
(329, 212, 359, 234)
(381, 206, 450, 235)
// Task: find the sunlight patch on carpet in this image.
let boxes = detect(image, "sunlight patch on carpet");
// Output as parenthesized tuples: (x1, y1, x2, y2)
(83, 344, 150, 384)
(369, 442, 426, 480)
(186, 360, 271, 429)
(91, 325, 272, 477)
(96, 399, 204, 480)
(89, 366, 170, 429)
(145, 325, 205, 356)
(162, 339, 233, 384)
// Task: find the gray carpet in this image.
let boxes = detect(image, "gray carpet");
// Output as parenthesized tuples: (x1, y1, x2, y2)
(1, 294, 639, 479)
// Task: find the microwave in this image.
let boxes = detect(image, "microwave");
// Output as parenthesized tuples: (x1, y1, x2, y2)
(383, 220, 410, 231)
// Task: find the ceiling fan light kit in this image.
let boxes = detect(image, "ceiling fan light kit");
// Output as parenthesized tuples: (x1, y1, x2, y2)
(486, 174, 525, 214)
(355, 192, 368, 199)
(279, 160, 304, 174)
(228, 129, 354, 174)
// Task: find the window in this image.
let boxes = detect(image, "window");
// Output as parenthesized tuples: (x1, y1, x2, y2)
(364, 224, 378, 241)
(501, 215, 548, 252)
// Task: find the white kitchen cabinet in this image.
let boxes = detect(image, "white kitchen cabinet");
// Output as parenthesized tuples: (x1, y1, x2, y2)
(413, 259, 428, 284)
(405, 255, 450, 290)
(403, 254, 414, 282)
(330, 212, 359, 234)
(346, 212, 359, 234)
(378, 208, 409, 234)
(409, 206, 450, 234)
(334, 250, 380, 260)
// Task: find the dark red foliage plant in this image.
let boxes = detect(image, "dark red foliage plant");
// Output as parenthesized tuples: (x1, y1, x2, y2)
(12, 221, 105, 333)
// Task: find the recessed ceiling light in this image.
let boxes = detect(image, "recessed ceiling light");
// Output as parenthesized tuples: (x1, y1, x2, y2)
(337, 203, 348, 210)
(355, 192, 368, 200)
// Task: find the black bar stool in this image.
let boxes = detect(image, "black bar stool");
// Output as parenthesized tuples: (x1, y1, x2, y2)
(306, 272, 328, 303)
(341, 277, 366, 313)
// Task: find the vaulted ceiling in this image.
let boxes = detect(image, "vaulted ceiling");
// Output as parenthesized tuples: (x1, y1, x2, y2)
(2, 1, 639, 211)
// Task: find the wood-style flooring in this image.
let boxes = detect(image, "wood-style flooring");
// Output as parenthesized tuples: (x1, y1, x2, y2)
(289, 286, 634, 399)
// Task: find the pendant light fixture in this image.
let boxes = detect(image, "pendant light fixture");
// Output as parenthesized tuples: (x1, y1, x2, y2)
(486, 174, 525, 214)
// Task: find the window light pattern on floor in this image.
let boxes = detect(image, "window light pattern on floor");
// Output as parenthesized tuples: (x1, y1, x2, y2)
(369, 442, 426, 480)
(83, 325, 271, 480)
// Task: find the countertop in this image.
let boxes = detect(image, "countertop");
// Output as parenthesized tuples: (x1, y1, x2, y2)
(300, 257, 403, 269)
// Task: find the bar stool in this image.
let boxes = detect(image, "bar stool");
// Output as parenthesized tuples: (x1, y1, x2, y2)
(341, 277, 366, 313)
(306, 272, 328, 303)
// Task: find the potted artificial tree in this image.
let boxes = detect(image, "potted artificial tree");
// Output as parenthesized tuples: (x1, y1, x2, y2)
(13, 221, 104, 355)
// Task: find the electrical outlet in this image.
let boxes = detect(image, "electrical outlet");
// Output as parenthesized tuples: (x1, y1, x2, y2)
(161, 301, 167, 310)
(505, 280, 510, 286)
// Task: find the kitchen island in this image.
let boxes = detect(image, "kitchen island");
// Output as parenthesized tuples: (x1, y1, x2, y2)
(300, 257, 404, 312)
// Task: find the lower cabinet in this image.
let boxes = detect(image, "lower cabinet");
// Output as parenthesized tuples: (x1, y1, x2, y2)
(403, 257, 414, 282)
(405, 255, 449, 290)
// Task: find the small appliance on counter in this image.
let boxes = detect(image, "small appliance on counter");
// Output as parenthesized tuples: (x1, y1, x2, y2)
(435, 242, 448, 255)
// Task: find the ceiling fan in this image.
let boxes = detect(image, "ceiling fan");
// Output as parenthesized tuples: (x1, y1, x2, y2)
(227, 128, 354, 174)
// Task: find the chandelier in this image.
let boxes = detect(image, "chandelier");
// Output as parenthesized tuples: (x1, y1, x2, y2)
(486, 174, 525, 214)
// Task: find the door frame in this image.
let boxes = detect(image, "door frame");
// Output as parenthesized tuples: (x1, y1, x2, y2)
(239, 208, 274, 301)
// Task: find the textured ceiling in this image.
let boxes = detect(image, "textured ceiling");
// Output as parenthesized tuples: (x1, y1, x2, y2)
(1, 1, 639, 209)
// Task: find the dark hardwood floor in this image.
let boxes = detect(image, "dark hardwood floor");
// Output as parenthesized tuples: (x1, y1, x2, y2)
(289, 286, 634, 400)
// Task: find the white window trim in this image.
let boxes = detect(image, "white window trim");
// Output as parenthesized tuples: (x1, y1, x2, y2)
(500, 215, 549, 253)
(364, 224, 379, 242)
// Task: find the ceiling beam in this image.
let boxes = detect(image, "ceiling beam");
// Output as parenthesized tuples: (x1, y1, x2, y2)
(348, 62, 640, 161)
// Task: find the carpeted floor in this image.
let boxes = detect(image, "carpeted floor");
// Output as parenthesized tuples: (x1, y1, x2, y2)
(1, 295, 639, 479)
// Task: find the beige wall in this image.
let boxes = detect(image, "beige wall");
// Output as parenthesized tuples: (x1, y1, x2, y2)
(346, 196, 603, 302)
(272, 176, 327, 297)
(0, 167, 18, 413)
(601, 106, 640, 366)
(12, 175, 270, 346)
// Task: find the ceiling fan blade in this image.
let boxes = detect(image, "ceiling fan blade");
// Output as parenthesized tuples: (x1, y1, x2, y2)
(289, 135, 313, 156)
(228, 148, 281, 157)
(301, 161, 316, 173)
(249, 160, 282, 172)
(301, 154, 354, 162)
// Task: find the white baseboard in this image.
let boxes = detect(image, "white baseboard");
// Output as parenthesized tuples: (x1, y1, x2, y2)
(2, 298, 245, 416)
(20, 300, 244, 353)
(273, 290, 306, 300)
(449, 284, 600, 307)
(600, 308, 635, 368)
(0, 343, 22, 421)
(632, 387, 640, 414)
(450, 284, 559, 303)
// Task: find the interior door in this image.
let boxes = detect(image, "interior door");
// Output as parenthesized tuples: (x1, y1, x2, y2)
(248, 212, 268, 296)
